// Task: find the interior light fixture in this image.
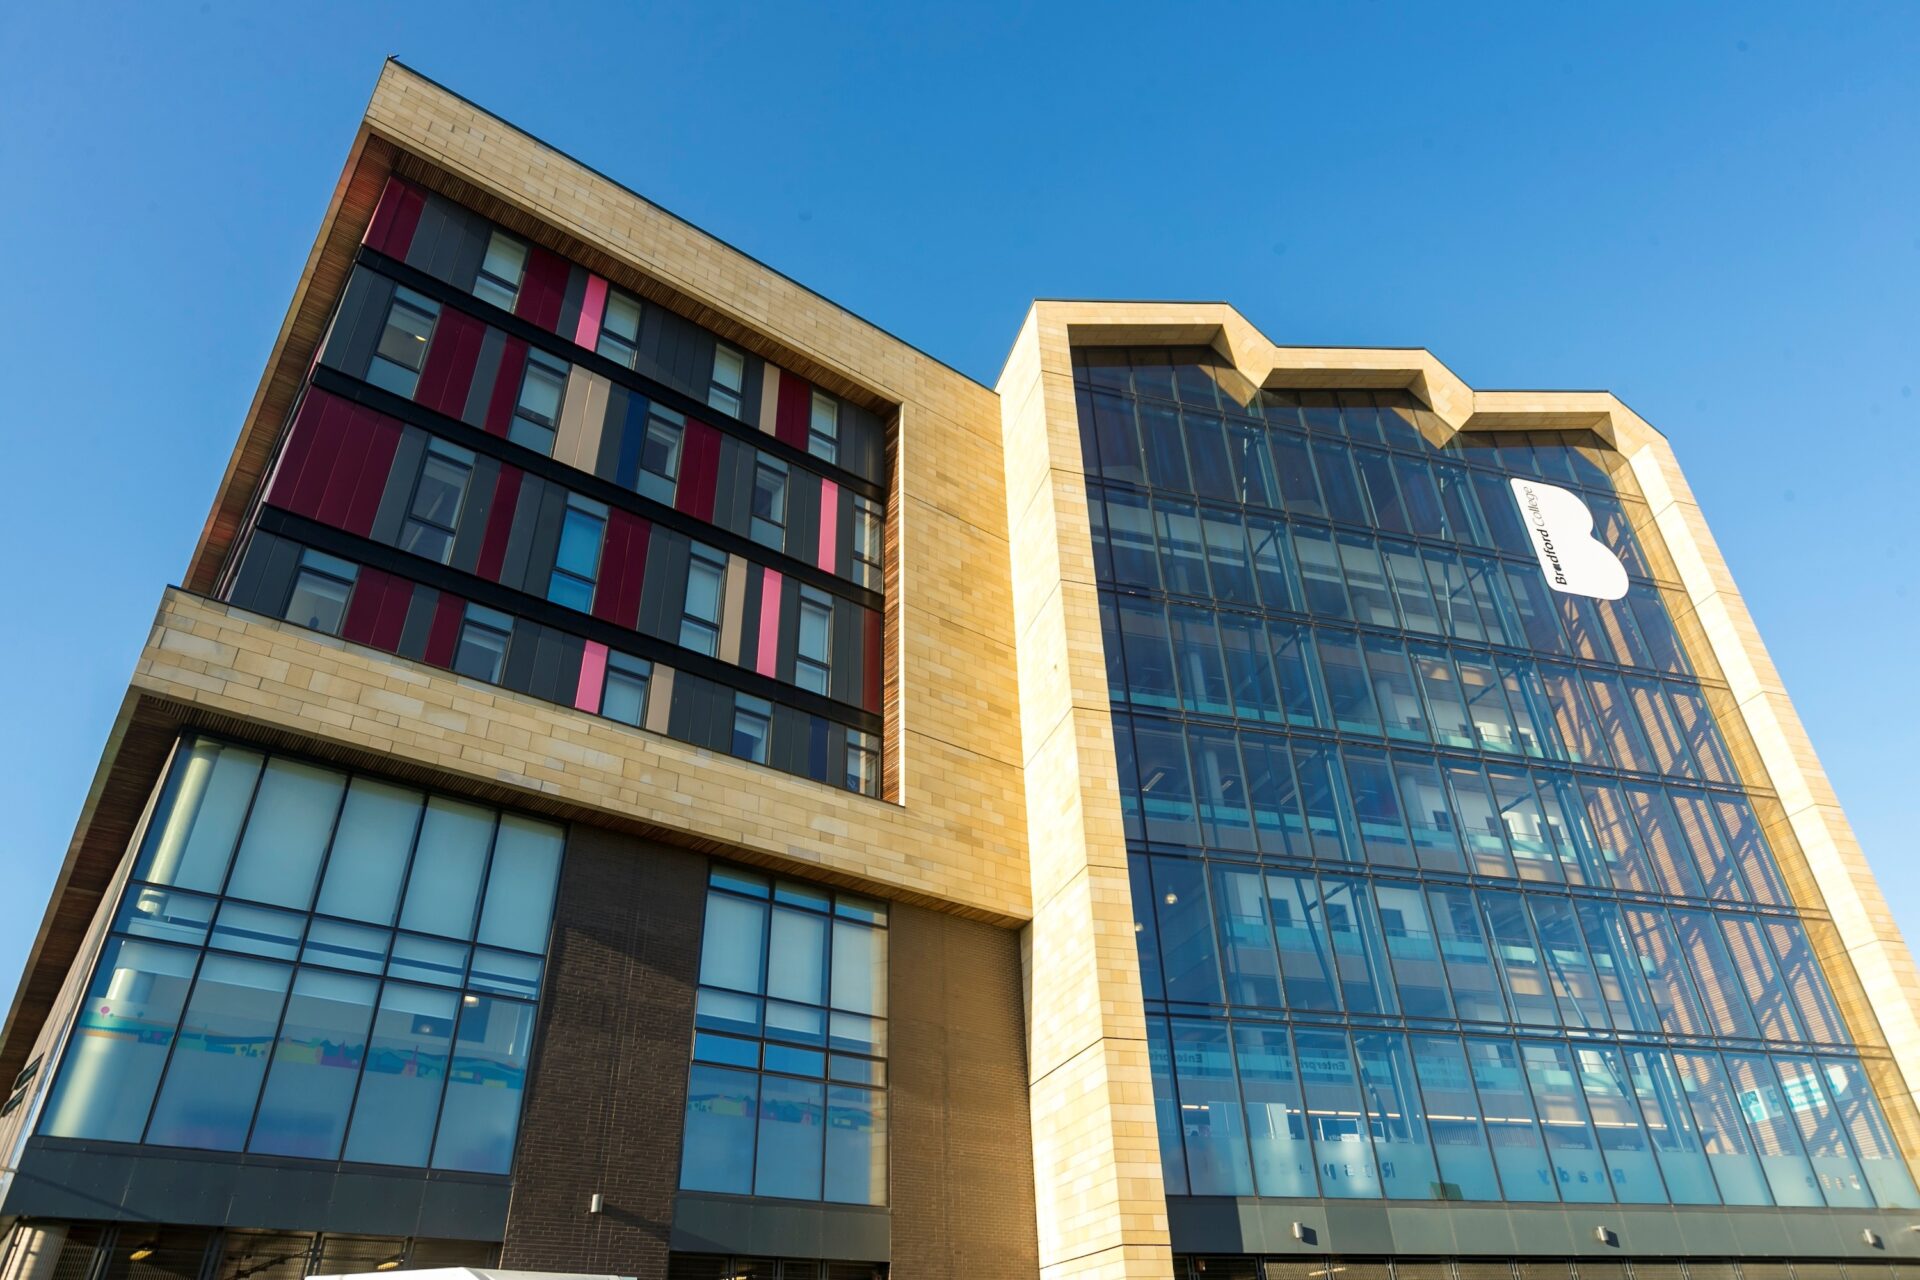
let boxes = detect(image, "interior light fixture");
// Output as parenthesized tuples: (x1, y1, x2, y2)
(374, 1255, 405, 1272)
(128, 1245, 157, 1263)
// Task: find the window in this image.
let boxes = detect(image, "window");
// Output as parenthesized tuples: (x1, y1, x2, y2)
(710, 344, 745, 417)
(796, 588, 832, 695)
(473, 230, 528, 311)
(600, 653, 651, 727)
(597, 289, 642, 369)
(547, 495, 607, 612)
(846, 730, 879, 797)
(852, 496, 883, 589)
(638, 406, 684, 505)
(510, 351, 567, 454)
(732, 694, 772, 764)
(681, 543, 727, 656)
(366, 287, 439, 398)
(40, 736, 560, 1173)
(681, 867, 887, 1203)
(452, 604, 513, 683)
(808, 391, 839, 464)
(400, 440, 476, 564)
(750, 458, 788, 550)
(283, 549, 357, 635)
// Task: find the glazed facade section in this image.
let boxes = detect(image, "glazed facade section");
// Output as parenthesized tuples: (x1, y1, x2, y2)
(221, 178, 888, 795)
(34, 736, 561, 1175)
(1072, 346, 1919, 1212)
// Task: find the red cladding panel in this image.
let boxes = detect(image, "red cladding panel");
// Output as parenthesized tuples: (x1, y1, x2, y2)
(313, 399, 374, 530)
(415, 308, 486, 419)
(594, 509, 650, 629)
(476, 466, 523, 582)
(286, 395, 348, 518)
(425, 591, 466, 667)
(774, 372, 811, 449)
(340, 568, 388, 646)
(265, 397, 323, 512)
(364, 179, 425, 259)
(514, 247, 569, 332)
(862, 609, 882, 713)
(674, 421, 721, 522)
(484, 338, 529, 437)
(372, 578, 413, 652)
(343, 410, 403, 538)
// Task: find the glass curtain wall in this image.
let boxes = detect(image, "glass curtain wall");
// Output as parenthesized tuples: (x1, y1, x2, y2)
(1077, 347, 1918, 1212)
(38, 735, 563, 1175)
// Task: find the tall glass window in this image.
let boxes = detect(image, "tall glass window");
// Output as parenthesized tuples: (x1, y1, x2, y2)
(681, 867, 887, 1205)
(40, 736, 561, 1175)
(1076, 348, 1910, 1213)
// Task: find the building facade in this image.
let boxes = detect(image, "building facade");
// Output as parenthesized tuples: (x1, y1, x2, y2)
(3, 60, 1919, 1280)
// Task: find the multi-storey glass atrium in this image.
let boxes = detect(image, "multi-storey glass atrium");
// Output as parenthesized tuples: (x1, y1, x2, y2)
(1073, 346, 1918, 1213)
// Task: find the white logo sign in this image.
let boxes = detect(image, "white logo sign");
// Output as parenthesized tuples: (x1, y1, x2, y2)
(1509, 478, 1628, 601)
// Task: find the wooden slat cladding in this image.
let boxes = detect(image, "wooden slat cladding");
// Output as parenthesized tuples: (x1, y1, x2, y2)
(184, 133, 397, 596)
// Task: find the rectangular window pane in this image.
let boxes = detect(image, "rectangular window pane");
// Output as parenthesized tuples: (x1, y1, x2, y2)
(475, 815, 563, 954)
(248, 968, 377, 1159)
(145, 953, 291, 1150)
(1170, 1018, 1254, 1195)
(824, 1085, 885, 1203)
(398, 798, 495, 940)
(682, 1064, 759, 1193)
(343, 982, 457, 1166)
(225, 759, 347, 911)
(40, 939, 197, 1140)
(314, 778, 423, 926)
(432, 996, 536, 1173)
(133, 741, 264, 894)
(754, 1074, 825, 1198)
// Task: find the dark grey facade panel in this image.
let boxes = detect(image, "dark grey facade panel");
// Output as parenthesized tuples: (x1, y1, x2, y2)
(739, 354, 765, 430)
(228, 531, 299, 617)
(668, 671, 730, 749)
(396, 585, 439, 661)
(785, 471, 820, 565)
(371, 426, 428, 547)
(463, 327, 508, 429)
(712, 438, 752, 539)
(596, 385, 631, 482)
(520, 483, 571, 602)
(737, 564, 764, 667)
(450, 453, 501, 576)
(775, 574, 802, 685)
(770, 705, 808, 776)
(670, 1195, 889, 1265)
(556, 266, 587, 340)
(319, 267, 394, 378)
(842, 402, 885, 484)
(497, 474, 547, 595)
(1, 1138, 508, 1240)
(829, 598, 861, 707)
(409, 195, 488, 291)
(638, 529, 690, 643)
(501, 620, 542, 694)
(834, 485, 857, 579)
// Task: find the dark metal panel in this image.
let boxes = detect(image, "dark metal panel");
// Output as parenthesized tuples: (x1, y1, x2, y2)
(736, 563, 764, 668)
(770, 704, 808, 776)
(450, 453, 501, 575)
(319, 267, 395, 378)
(842, 401, 886, 483)
(711, 437, 752, 538)
(501, 619, 541, 694)
(739, 353, 765, 429)
(228, 530, 297, 615)
(829, 598, 862, 707)
(784, 469, 820, 564)
(776, 572, 802, 685)
(371, 426, 428, 547)
(596, 384, 631, 482)
(462, 327, 507, 430)
(497, 474, 547, 594)
(397, 585, 440, 661)
(520, 482, 571, 602)
(670, 1194, 889, 1264)
(835, 483, 857, 579)
(402, 195, 453, 276)
(638, 528, 690, 642)
(556, 265, 587, 339)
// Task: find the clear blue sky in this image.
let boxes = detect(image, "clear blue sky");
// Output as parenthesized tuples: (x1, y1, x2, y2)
(3, 3, 1917, 1006)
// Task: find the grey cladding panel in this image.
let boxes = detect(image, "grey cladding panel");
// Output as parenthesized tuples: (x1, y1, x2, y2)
(450, 454, 501, 575)
(830, 600, 862, 707)
(320, 267, 395, 378)
(501, 620, 542, 694)
(463, 328, 508, 429)
(770, 705, 808, 776)
(371, 427, 428, 547)
(595, 386, 631, 482)
(229, 531, 299, 616)
(397, 586, 440, 661)
(521, 483, 571, 599)
(775, 575, 802, 684)
(739, 355, 765, 429)
(712, 437, 753, 537)
(842, 403, 886, 483)
(638, 529, 690, 642)
(498, 475, 547, 594)
(785, 470, 820, 563)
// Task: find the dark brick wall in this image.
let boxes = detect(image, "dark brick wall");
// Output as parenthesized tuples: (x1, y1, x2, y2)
(888, 904, 1039, 1279)
(500, 824, 705, 1278)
